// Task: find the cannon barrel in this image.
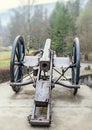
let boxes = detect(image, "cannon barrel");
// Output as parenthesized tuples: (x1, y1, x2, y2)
(40, 39, 51, 72)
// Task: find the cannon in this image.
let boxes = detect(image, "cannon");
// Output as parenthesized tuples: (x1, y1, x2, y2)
(10, 35, 80, 126)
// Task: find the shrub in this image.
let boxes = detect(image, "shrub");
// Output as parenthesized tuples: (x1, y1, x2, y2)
(84, 65, 91, 70)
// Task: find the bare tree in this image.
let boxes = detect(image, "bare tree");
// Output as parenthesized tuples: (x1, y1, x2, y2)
(7, 0, 50, 50)
(30, 5, 50, 49)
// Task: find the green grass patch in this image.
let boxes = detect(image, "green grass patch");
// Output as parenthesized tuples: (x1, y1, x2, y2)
(0, 51, 11, 60)
(0, 51, 11, 68)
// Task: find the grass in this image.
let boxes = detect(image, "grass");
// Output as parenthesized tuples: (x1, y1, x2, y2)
(0, 51, 11, 68)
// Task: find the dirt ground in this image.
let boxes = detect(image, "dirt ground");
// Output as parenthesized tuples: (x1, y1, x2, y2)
(0, 82, 92, 130)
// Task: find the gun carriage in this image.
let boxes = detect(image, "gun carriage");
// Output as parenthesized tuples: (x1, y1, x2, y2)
(10, 35, 80, 126)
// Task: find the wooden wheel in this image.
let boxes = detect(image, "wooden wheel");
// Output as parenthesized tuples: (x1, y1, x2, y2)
(10, 35, 25, 93)
(72, 37, 80, 95)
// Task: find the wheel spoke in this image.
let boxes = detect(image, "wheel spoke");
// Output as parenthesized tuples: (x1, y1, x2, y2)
(14, 67, 19, 81)
(20, 45, 24, 61)
(74, 68, 76, 83)
(14, 67, 18, 76)
(15, 49, 19, 60)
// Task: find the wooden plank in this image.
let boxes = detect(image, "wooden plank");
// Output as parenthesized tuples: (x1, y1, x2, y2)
(35, 81, 51, 103)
